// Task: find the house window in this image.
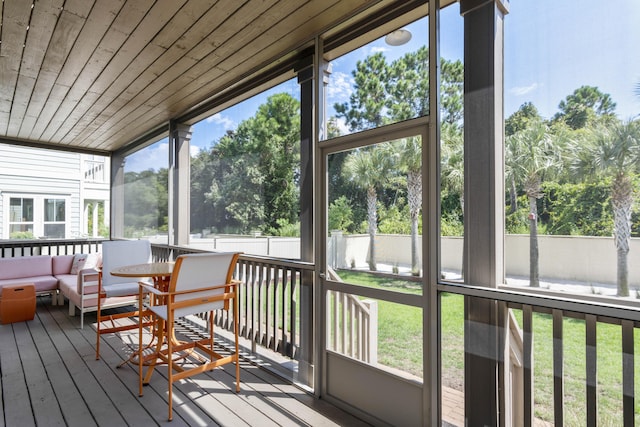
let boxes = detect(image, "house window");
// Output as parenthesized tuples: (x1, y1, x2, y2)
(9, 197, 34, 237)
(44, 198, 66, 238)
(5, 195, 68, 239)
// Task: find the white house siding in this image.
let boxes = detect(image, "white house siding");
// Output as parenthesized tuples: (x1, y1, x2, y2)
(0, 144, 108, 239)
(0, 144, 80, 180)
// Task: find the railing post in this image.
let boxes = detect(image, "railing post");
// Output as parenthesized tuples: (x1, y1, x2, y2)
(552, 309, 564, 426)
(362, 300, 378, 364)
(622, 319, 635, 427)
(585, 314, 597, 427)
(523, 305, 534, 427)
(506, 306, 524, 427)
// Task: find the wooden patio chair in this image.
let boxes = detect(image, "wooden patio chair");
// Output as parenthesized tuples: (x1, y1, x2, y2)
(95, 239, 153, 360)
(137, 251, 241, 421)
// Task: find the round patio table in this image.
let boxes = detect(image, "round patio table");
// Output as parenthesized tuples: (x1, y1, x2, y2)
(110, 262, 174, 290)
(110, 262, 188, 369)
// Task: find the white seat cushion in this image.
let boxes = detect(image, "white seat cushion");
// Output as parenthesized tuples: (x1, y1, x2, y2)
(150, 301, 224, 321)
(103, 282, 149, 298)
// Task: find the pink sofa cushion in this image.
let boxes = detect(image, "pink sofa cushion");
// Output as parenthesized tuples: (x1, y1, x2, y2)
(0, 276, 58, 292)
(0, 255, 53, 280)
(52, 255, 74, 275)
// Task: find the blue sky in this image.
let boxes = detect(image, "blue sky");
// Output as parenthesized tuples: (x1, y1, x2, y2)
(504, 0, 640, 121)
(125, 0, 639, 173)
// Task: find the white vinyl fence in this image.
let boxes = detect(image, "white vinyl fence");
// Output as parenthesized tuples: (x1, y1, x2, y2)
(163, 233, 640, 287)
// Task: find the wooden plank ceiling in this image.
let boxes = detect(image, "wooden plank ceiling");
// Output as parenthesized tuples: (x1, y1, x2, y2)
(0, 0, 389, 154)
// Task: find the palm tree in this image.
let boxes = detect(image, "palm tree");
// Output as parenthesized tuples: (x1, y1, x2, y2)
(505, 120, 559, 287)
(569, 119, 640, 296)
(391, 137, 423, 275)
(504, 136, 520, 214)
(343, 145, 392, 271)
(505, 102, 544, 213)
(441, 124, 465, 214)
(441, 124, 465, 278)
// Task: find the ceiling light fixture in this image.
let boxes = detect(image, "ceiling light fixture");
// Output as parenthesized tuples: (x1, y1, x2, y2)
(385, 29, 412, 46)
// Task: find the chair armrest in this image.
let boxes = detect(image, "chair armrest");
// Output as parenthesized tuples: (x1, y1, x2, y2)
(167, 282, 238, 297)
(139, 282, 165, 296)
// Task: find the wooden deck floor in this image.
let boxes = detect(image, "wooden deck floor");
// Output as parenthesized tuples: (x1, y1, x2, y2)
(0, 296, 371, 427)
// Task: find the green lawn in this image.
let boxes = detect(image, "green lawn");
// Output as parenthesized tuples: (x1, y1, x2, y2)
(336, 270, 423, 377)
(336, 270, 640, 426)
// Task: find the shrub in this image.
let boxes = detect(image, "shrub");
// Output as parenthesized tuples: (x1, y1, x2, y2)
(378, 203, 412, 234)
(542, 181, 613, 236)
(328, 196, 354, 232)
(10, 231, 35, 239)
(441, 212, 463, 236)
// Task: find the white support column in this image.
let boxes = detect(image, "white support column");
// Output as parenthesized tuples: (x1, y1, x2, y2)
(92, 202, 99, 237)
(83, 202, 90, 236)
(103, 199, 110, 237)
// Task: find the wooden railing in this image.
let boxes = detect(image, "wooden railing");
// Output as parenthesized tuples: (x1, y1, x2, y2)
(511, 302, 636, 427)
(441, 283, 640, 427)
(150, 244, 314, 360)
(0, 240, 314, 362)
(327, 291, 378, 364)
(0, 238, 104, 258)
(325, 267, 378, 364)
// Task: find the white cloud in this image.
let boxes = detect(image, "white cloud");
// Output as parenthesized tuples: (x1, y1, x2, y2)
(327, 71, 353, 103)
(370, 46, 389, 54)
(125, 142, 169, 173)
(205, 112, 235, 130)
(190, 145, 200, 157)
(510, 83, 540, 96)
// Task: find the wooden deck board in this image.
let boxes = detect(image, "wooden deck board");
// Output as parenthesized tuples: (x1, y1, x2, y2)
(0, 319, 35, 427)
(38, 299, 130, 427)
(1, 296, 371, 427)
(49, 303, 196, 427)
(23, 309, 91, 427)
